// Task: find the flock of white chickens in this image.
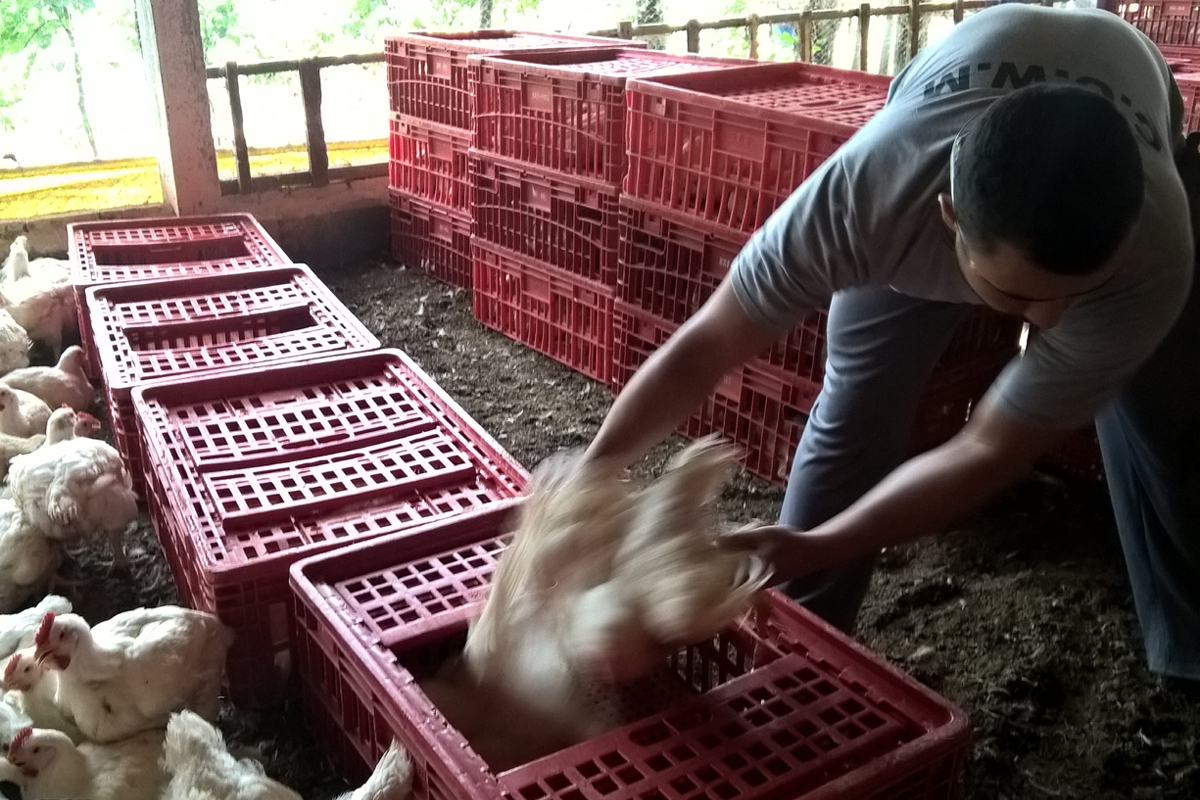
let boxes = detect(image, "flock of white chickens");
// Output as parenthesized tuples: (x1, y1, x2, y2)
(0, 238, 414, 800)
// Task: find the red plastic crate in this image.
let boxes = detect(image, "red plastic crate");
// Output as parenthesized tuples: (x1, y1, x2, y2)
(1176, 72, 1200, 132)
(1114, 1, 1200, 46)
(471, 153, 620, 285)
(472, 239, 615, 383)
(290, 503, 970, 799)
(624, 62, 891, 236)
(385, 31, 646, 128)
(471, 48, 748, 183)
(87, 265, 379, 495)
(390, 191, 474, 289)
(389, 115, 473, 214)
(613, 302, 1012, 484)
(132, 350, 528, 707)
(67, 213, 292, 377)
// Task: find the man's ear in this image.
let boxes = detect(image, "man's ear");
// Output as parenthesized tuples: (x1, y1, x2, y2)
(937, 192, 958, 231)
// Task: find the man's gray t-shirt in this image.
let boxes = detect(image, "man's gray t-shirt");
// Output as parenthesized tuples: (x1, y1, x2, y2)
(730, 4, 1194, 429)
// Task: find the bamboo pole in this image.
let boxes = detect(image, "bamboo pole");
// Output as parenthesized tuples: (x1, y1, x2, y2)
(224, 61, 252, 195)
(859, 4, 871, 71)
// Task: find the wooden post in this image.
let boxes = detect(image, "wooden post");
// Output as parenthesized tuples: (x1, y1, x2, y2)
(298, 60, 329, 187)
(799, 12, 813, 63)
(686, 19, 701, 53)
(225, 60, 252, 195)
(859, 4, 871, 72)
(748, 14, 760, 60)
(908, 0, 921, 59)
(953, 0, 964, 24)
(618, 20, 634, 40)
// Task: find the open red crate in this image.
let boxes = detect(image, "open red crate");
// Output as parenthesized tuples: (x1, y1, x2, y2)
(385, 31, 645, 129)
(471, 152, 620, 285)
(613, 302, 1012, 485)
(290, 502, 970, 799)
(391, 191, 474, 290)
(624, 62, 890, 236)
(67, 213, 292, 377)
(87, 265, 378, 495)
(613, 302, 812, 484)
(1113, 1, 1200, 47)
(1176, 72, 1200, 132)
(471, 48, 748, 183)
(132, 350, 528, 707)
(390, 115, 473, 215)
(472, 239, 615, 383)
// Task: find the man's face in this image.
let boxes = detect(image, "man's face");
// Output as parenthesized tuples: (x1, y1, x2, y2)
(938, 193, 1119, 329)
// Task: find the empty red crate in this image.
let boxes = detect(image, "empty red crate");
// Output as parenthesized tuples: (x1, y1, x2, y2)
(88, 265, 379, 495)
(472, 239, 615, 383)
(1177, 72, 1200, 132)
(1114, 1, 1200, 47)
(391, 191, 473, 289)
(613, 302, 1012, 485)
(67, 213, 292, 377)
(132, 350, 528, 707)
(389, 115, 473, 214)
(613, 301, 811, 483)
(625, 62, 891, 235)
(385, 31, 646, 129)
(290, 503, 970, 799)
(471, 153, 620, 284)
(471, 48, 748, 183)
(618, 196, 1020, 381)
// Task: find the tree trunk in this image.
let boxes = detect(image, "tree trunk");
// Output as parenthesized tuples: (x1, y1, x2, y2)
(637, 0, 666, 51)
(480, 0, 494, 29)
(61, 14, 98, 159)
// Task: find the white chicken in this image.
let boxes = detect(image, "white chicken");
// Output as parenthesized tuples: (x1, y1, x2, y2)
(0, 597, 70, 664)
(0, 387, 50, 439)
(0, 310, 30, 378)
(0, 431, 45, 483)
(0, 348, 93, 412)
(563, 436, 772, 685)
(2, 648, 83, 743)
(161, 710, 413, 800)
(1, 238, 69, 287)
(420, 453, 635, 772)
(5, 724, 167, 800)
(0, 239, 74, 362)
(32, 607, 235, 743)
(8, 408, 138, 571)
(0, 502, 62, 614)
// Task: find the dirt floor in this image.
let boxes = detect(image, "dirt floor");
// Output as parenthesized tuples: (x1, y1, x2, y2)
(61, 257, 1200, 800)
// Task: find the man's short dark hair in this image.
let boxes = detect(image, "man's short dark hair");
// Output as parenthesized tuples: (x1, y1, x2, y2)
(952, 83, 1145, 276)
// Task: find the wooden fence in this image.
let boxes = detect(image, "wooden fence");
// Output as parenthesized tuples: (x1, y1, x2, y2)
(209, 0, 1056, 195)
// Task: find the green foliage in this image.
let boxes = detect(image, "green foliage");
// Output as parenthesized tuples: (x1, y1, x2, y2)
(200, 0, 242, 58)
(0, 0, 94, 58)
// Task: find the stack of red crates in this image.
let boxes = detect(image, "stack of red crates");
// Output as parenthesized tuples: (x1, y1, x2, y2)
(614, 62, 1022, 484)
(1109, 1, 1200, 130)
(385, 31, 649, 289)
(290, 502, 971, 798)
(466, 47, 753, 383)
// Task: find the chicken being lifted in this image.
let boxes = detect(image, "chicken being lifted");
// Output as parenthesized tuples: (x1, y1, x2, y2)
(32, 607, 235, 743)
(420, 453, 637, 772)
(161, 710, 413, 800)
(0, 347, 93, 412)
(563, 436, 773, 685)
(8, 407, 138, 571)
(6, 725, 167, 800)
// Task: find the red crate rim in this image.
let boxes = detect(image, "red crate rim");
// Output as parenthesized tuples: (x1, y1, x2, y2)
(386, 29, 646, 51)
(389, 188, 473, 224)
(470, 47, 751, 76)
(626, 61, 892, 135)
(469, 149, 623, 195)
